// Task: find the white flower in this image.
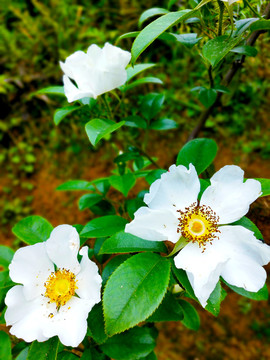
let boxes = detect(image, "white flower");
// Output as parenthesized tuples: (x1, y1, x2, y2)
(5, 225, 102, 347)
(125, 164, 270, 307)
(220, 0, 241, 5)
(60, 43, 131, 102)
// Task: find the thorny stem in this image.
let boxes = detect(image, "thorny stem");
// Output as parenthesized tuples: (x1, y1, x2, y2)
(187, 2, 270, 141)
(217, 0, 225, 36)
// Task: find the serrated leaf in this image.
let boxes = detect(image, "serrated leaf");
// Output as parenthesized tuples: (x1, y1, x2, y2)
(255, 178, 270, 197)
(205, 281, 227, 316)
(100, 327, 156, 360)
(176, 138, 218, 174)
(202, 35, 240, 67)
(232, 216, 263, 240)
(80, 216, 128, 238)
(138, 8, 169, 28)
(85, 119, 125, 147)
(230, 45, 258, 57)
(109, 173, 136, 197)
(78, 194, 103, 210)
(27, 337, 59, 360)
(149, 118, 178, 130)
(222, 280, 268, 301)
(147, 292, 183, 322)
(102, 255, 131, 285)
(198, 88, 217, 108)
(88, 303, 108, 344)
(103, 253, 171, 335)
(0, 331, 12, 360)
(178, 299, 200, 330)
(53, 105, 80, 125)
(12, 216, 53, 245)
(0, 246, 14, 269)
(99, 231, 167, 254)
(126, 64, 156, 82)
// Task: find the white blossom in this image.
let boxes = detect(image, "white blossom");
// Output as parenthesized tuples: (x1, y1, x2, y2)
(220, 0, 241, 5)
(60, 43, 131, 102)
(5, 225, 102, 347)
(125, 164, 270, 307)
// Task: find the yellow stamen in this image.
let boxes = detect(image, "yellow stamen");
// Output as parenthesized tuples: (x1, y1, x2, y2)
(44, 269, 77, 308)
(177, 202, 220, 250)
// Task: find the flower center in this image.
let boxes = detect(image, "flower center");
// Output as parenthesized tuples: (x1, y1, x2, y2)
(44, 269, 77, 308)
(177, 203, 220, 250)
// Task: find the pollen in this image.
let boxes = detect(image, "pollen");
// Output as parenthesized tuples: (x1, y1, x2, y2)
(44, 269, 77, 308)
(177, 202, 220, 250)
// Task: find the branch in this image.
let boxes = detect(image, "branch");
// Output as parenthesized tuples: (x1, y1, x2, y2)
(187, 2, 270, 141)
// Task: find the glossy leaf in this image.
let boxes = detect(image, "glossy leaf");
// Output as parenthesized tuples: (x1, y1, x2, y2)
(0, 246, 14, 269)
(202, 35, 240, 67)
(12, 216, 53, 245)
(230, 45, 258, 57)
(0, 331, 12, 360)
(147, 292, 183, 322)
(56, 180, 93, 191)
(176, 138, 218, 174)
(205, 281, 227, 316)
(172, 265, 197, 301)
(255, 178, 270, 197)
(172, 33, 202, 49)
(124, 115, 147, 129)
(140, 93, 165, 121)
(88, 303, 108, 344)
(53, 105, 80, 126)
(78, 194, 103, 210)
(103, 252, 171, 335)
(232, 216, 263, 240)
(178, 299, 200, 330)
(149, 118, 178, 130)
(138, 8, 169, 28)
(250, 19, 270, 32)
(36, 86, 65, 96)
(122, 77, 163, 92)
(15, 347, 29, 360)
(80, 216, 128, 238)
(99, 230, 168, 254)
(109, 173, 136, 197)
(27, 337, 59, 360)
(198, 88, 217, 108)
(234, 18, 258, 36)
(126, 64, 156, 82)
(100, 327, 156, 360)
(85, 119, 125, 147)
(222, 280, 268, 301)
(102, 255, 131, 285)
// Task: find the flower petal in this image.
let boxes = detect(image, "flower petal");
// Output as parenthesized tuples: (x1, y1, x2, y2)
(144, 164, 200, 213)
(5, 285, 53, 342)
(75, 246, 102, 304)
(9, 243, 54, 301)
(125, 206, 180, 243)
(45, 225, 80, 274)
(174, 240, 228, 307)
(43, 297, 92, 347)
(62, 75, 95, 103)
(219, 225, 270, 291)
(200, 165, 261, 224)
(60, 50, 87, 79)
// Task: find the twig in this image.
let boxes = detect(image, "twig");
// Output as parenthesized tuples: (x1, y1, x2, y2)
(187, 3, 270, 141)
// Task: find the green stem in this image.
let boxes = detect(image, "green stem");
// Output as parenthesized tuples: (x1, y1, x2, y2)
(102, 95, 113, 120)
(217, 0, 224, 36)
(244, 0, 263, 19)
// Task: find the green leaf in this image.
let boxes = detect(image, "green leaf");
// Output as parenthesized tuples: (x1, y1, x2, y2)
(131, 9, 192, 64)
(255, 178, 270, 197)
(143, 352, 157, 360)
(57, 353, 78, 360)
(250, 19, 270, 32)
(178, 299, 200, 330)
(35, 86, 65, 96)
(232, 216, 263, 240)
(56, 180, 93, 191)
(126, 64, 156, 82)
(147, 292, 183, 322)
(140, 93, 165, 121)
(102, 255, 131, 285)
(80, 216, 128, 238)
(100, 327, 156, 360)
(78, 194, 103, 210)
(234, 18, 258, 36)
(198, 88, 217, 108)
(109, 173, 136, 197)
(230, 45, 258, 57)
(12, 216, 53, 245)
(138, 8, 169, 28)
(53, 106, 80, 126)
(0, 246, 14, 269)
(149, 118, 178, 130)
(122, 77, 163, 92)
(0, 331, 12, 360)
(27, 337, 59, 360)
(205, 281, 227, 316)
(117, 31, 140, 43)
(15, 347, 29, 360)
(172, 33, 202, 49)
(222, 280, 268, 301)
(88, 303, 108, 344)
(176, 138, 218, 175)
(172, 265, 197, 301)
(124, 115, 147, 129)
(103, 252, 171, 335)
(85, 119, 125, 147)
(99, 231, 167, 254)
(202, 35, 240, 67)
(145, 169, 166, 185)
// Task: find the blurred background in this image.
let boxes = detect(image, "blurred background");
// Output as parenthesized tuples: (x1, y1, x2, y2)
(0, 1, 270, 359)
